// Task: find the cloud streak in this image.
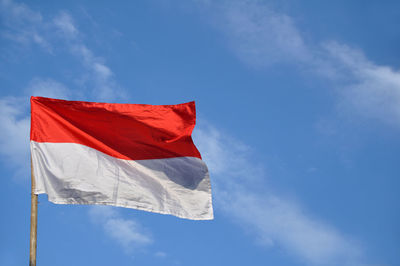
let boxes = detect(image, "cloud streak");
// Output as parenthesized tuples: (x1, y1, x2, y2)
(0, 97, 30, 169)
(52, 11, 123, 101)
(89, 206, 153, 252)
(0, 0, 51, 50)
(199, 0, 400, 128)
(212, 0, 311, 66)
(194, 123, 364, 266)
(324, 42, 400, 126)
(0, 0, 135, 252)
(1, 0, 124, 101)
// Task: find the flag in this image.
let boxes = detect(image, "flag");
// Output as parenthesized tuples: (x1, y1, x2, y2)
(30, 96, 213, 220)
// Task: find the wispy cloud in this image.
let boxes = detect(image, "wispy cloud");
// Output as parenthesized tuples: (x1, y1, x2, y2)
(194, 4, 397, 258)
(1, 0, 124, 101)
(194, 122, 365, 266)
(0, 78, 70, 178)
(154, 251, 167, 258)
(52, 11, 123, 101)
(53, 11, 78, 38)
(28, 78, 72, 99)
(214, 0, 311, 66)
(224, 191, 362, 266)
(0, 0, 51, 50)
(0, 97, 30, 172)
(199, 0, 400, 128)
(0, 0, 134, 252)
(89, 206, 153, 252)
(324, 42, 400, 127)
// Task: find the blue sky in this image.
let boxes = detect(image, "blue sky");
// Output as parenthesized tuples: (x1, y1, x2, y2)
(1, 0, 399, 265)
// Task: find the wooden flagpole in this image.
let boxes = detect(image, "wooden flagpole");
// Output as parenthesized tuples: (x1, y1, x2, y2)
(29, 158, 38, 266)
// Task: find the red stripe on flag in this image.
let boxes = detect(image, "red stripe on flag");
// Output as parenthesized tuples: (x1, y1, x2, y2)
(30, 97, 202, 160)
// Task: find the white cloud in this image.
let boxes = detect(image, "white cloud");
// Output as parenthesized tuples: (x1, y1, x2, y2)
(194, 122, 263, 181)
(201, 0, 311, 67)
(93, 62, 113, 79)
(53, 11, 78, 38)
(0, 0, 51, 50)
(53, 14, 123, 101)
(224, 191, 362, 265)
(89, 206, 153, 252)
(194, 123, 365, 266)
(51, 10, 119, 99)
(324, 42, 400, 126)
(1, 0, 124, 101)
(0, 78, 71, 178)
(50, 10, 123, 101)
(154, 251, 167, 258)
(199, 0, 400, 128)
(28, 78, 72, 99)
(0, 97, 30, 174)
(1, 1, 128, 251)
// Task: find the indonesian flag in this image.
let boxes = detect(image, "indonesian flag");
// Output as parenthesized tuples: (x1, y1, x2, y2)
(30, 97, 213, 220)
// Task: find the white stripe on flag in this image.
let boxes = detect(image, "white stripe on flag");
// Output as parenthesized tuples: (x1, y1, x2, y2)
(31, 141, 213, 220)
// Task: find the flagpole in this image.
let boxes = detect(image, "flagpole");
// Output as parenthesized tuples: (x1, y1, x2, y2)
(29, 157, 38, 266)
